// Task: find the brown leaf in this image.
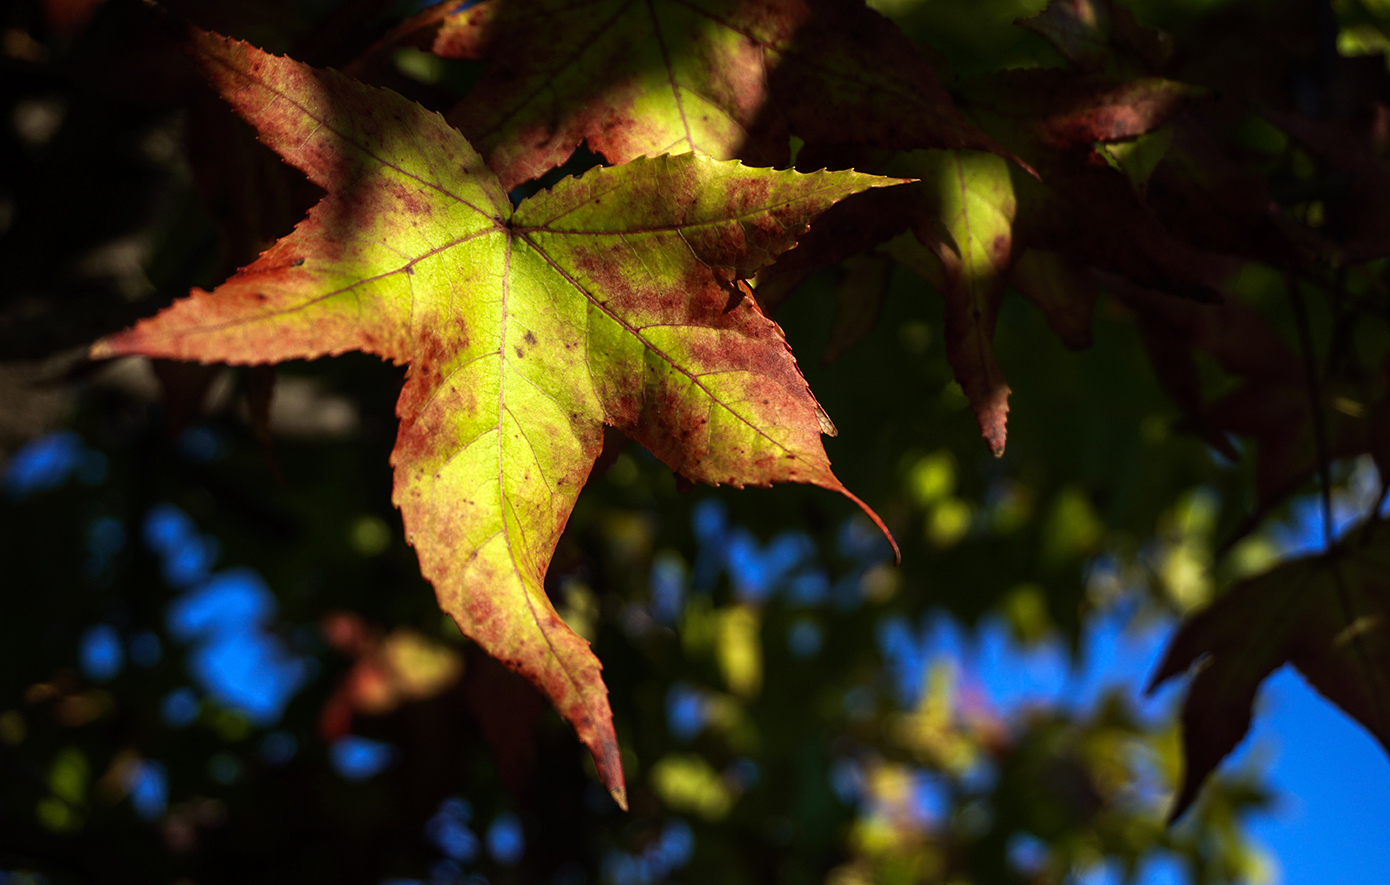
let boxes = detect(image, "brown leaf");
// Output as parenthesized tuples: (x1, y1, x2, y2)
(1264, 108, 1390, 264)
(823, 253, 892, 363)
(1115, 279, 1373, 537)
(1143, 108, 1305, 265)
(1010, 249, 1096, 350)
(462, 650, 547, 800)
(963, 71, 1233, 301)
(245, 365, 281, 480)
(1017, 0, 1173, 74)
(970, 70, 1199, 152)
(1150, 534, 1390, 820)
(150, 359, 221, 436)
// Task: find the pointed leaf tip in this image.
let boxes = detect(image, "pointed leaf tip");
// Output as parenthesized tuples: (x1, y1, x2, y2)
(841, 486, 901, 565)
(610, 784, 629, 813)
(586, 721, 627, 811)
(896, 150, 1017, 457)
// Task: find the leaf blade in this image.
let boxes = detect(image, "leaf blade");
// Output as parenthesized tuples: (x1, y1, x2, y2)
(92, 32, 903, 802)
(1150, 538, 1390, 821)
(92, 28, 511, 366)
(905, 150, 1016, 456)
(437, 0, 1002, 189)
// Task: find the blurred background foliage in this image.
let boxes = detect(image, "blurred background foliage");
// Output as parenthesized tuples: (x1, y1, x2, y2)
(3, 0, 1389, 882)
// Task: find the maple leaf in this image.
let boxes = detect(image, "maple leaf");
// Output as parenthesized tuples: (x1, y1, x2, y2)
(427, 0, 1001, 189)
(1149, 534, 1390, 821)
(1114, 281, 1374, 544)
(754, 144, 1020, 453)
(1263, 108, 1390, 264)
(956, 67, 1229, 305)
(89, 30, 901, 808)
(757, 57, 1200, 453)
(881, 150, 1017, 456)
(1141, 111, 1306, 267)
(1023, 75, 1199, 151)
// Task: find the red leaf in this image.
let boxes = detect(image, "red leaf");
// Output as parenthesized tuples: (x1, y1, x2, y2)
(433, 0, 1004, 189)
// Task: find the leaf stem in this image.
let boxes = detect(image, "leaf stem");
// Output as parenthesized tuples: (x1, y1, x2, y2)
(1286, 271, 1335, 550)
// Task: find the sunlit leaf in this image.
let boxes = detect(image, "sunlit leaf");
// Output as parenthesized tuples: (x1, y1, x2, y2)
(431, 0, 1002, 189)
(90, 30, 901, 807)
(892, 149, 1016, 455)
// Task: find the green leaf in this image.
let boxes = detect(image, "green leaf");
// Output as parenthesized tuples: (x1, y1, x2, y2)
(432, 0, 1002, 189)
(90, 30, 901, 808)
(1149, 534, 1390, 821)
(890, 150, 1017, 455)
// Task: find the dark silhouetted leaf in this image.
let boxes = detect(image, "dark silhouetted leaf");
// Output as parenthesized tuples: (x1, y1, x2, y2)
(1150, 534, 1390, 820)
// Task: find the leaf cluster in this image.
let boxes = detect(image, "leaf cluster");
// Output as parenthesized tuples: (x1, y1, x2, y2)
(3, 0, 1390, 881)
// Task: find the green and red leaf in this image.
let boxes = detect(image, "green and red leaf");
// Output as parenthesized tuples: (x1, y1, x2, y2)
(91, 29, 901, 807)
(880, 150, 1017, 455)
(431, 0, 1002, 189)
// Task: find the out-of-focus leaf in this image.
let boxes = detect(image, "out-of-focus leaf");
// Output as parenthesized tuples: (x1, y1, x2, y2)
(1016, 0, 1173, 74)
(824, 253, 893, 363)
(1115, 281, 1372, 534)
(969, 70, 1198, 151)
(1264, 108, 1390, 264)
(149, 360, 221, 435)
(959, 68, 1229, 302)
(1010, 162, 1231, 302)
(1143, 110, 1306, 265)
(462, 649, 547, 799)
(44, 0, 106, 40)
(1010, 249, 1096, 351)
(319, 613, 465, 739)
